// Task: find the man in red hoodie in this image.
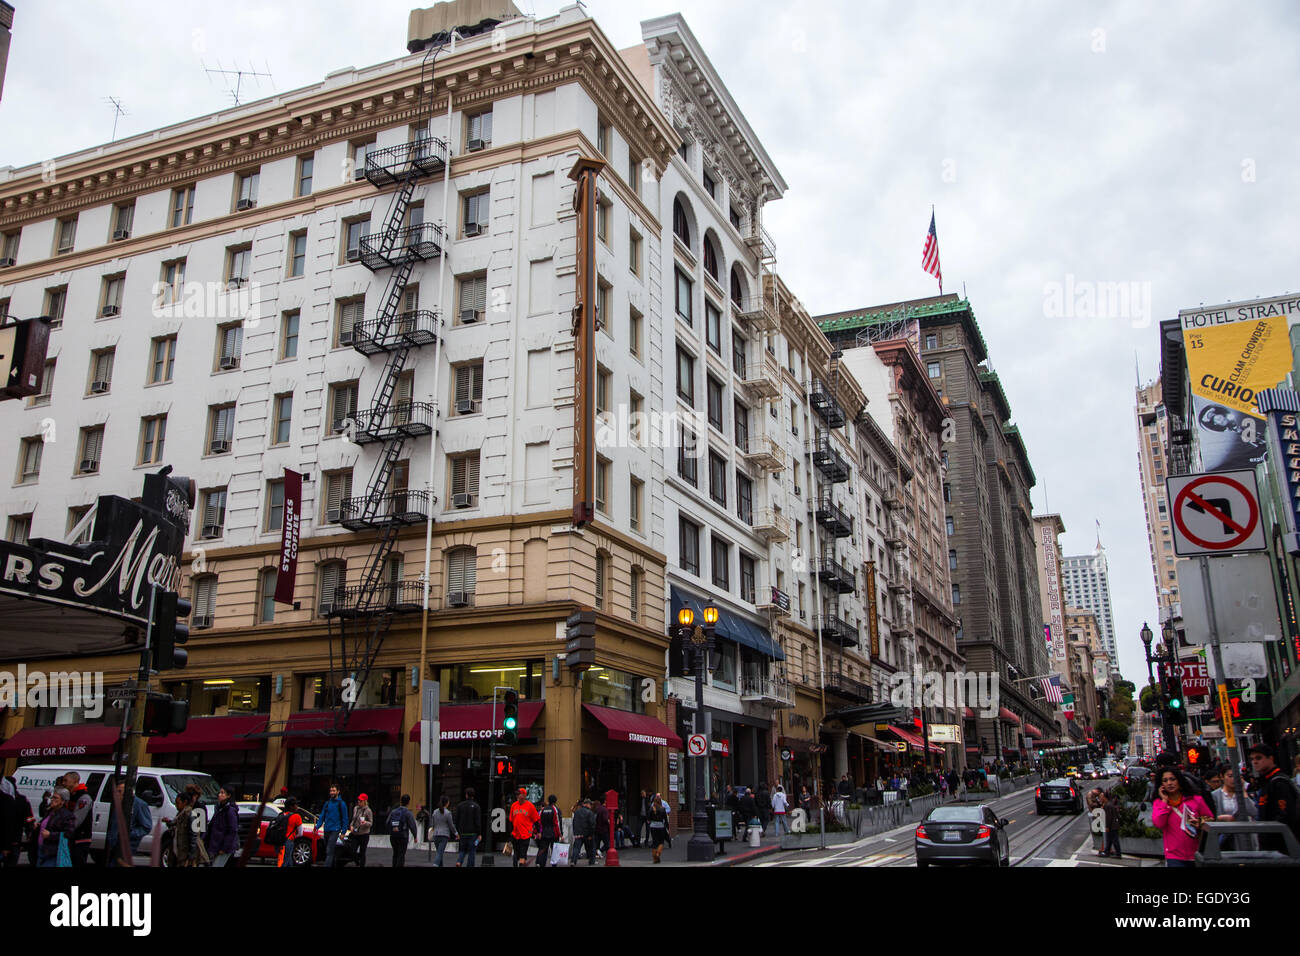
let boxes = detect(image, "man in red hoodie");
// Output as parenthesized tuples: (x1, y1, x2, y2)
(508, 788, 540, 867)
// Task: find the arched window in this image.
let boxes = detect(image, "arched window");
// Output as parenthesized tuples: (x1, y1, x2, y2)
(673, 198, 691, 247)
(703, 237, 718, 281)
(259, 568, 278, 623)
(729, 266, 744, 306)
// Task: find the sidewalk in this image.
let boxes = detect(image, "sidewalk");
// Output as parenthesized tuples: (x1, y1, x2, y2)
(355, 827, 785, 868)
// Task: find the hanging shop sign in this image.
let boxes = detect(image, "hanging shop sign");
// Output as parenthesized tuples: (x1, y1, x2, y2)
(274, 468, 303, 604)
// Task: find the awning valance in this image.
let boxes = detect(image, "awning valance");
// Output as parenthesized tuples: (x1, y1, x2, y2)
(886, 725, 944, 754)
(999, 707, 1021, 726)
(0, 724, 119, 760)
(583, 704, 682, 748)
(670, 587, 785, 661)
(409, 702, 544, 743)
(148, 714, 267, 754)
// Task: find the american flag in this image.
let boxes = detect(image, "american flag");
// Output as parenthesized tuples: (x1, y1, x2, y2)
(922, 211, 942, 292)
(1041, 675, 1063, 704)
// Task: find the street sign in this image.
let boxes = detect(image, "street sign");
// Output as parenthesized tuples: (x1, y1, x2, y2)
(687, 733, 707, 757)
(1178, 553, 1283, 643)
(896, 742, 907, 752)
(422, 680, 439, 721)
(105, 684, 138, 701)
(928, 723, 960, 743)
(1217, 684, 1236, 748)
(1167, 471, 1266, 556)
(419, 719, 440, 765)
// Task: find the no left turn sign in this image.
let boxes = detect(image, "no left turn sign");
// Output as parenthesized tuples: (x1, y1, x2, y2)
(687, 733, 707, 757)
(1166, 470, 1266, 556)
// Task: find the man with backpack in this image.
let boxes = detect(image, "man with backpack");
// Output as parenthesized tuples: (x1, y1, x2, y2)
(318, 784, 348, 868)
(535, 794, 562, 867)
(386, 794, 419, 867)
(454, 788, 482, 867)
(267, 796, 302, 868)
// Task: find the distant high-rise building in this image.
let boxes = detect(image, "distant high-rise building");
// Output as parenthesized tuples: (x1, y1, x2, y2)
(1061, 543, 1118, 665)
(1135, 378, 1180, 618)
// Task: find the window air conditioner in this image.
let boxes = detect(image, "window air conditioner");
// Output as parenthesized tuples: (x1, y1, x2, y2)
(79, 458, 99, 473)
(0, 257, 15, 267)
(353, 166, 367, 180)
(456, 398, 476, 415)
(339, 330, 354, 345)
(236, 198, 256, 211)
(464, 222, 482, 237)
(100, 305, 120, 317)
(90, 380, 110, 394)
(219, 356, 239, 370)
(112, 230, 130, 241)
(467, 138, 486, 152)
(192, 615, 214, 629)
(460, 309, 480, 325)
(327, 508, 342, 524)
(227, 278, 247, 290)
(447, 591, 470, 607)
(209, 439, 231, 454)
(201, 524, 223, 539)
(318, 602, 336, 616)
(452, 493, 473, 508)
(346, 249, 361, 262)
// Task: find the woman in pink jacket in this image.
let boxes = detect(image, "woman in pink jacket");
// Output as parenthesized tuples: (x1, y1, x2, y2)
(1151, 769, 1213, 867)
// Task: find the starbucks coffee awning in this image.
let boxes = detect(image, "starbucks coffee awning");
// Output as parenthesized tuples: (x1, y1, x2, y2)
(584, 704, 682, 748)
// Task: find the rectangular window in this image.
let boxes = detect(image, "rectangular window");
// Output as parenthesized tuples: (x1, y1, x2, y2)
(596, 197, 610, 244)
(630, 391, 644, 446)
(629, 306, 643, 360)
(351, 139, 375, 179)
(55, 216, 78, 255)
(703, 169, 716, 200)
(707, 376, 724, 432)
(446, 549, 477, 597)
(596, 117, 611, 157)
(711, 536, 730, 590)
(296, 155, 314, 197)
(706, 301, 722, 353)
(343, 217, 368, 263)
(630, 477, 644, 533)
(2, 229, 20, 263)
(206, 404, 236, 454)
(170, 186, 195, 228)
(679, 517, 701, 575)
(266, 479, 285, 532)
(323, 471, 353, 524)
(927, 361, 941, 379)
(709, 451, 727, 506)
(158, 260, 185, 307)
(733, 400, 749, 451)
(87, 347, 115, 394)
(226, 245, 252, 286)
(215, 321, 243, 371)
(18, 436, 42, 484)
(44, 286, 67, 329)
(629, 229, 642, 277)
(732, 330, 747, 377)
(595, 457, 610, 516)
(675, 268, 693, 324)
(29, 359, 54, 406)
(288, 230, 307, 277)
(678, 426, 698, 486)
(462, 190, 490, 236)
(235, 170, 260, 210)
(76, 426, 104, 475)
(466, 110, 493, 150)
(596, 281, 611, 335)
(676, 345, 695, 406)
(6, 514, 32, 545)
(280, 311, 299, 360)
(596, 366, 611, 418)
(329, 382, 359, 433)
(336, 297, 364, 346)
(457, 274, 487, 325)
(740, 554, 756, 604)
(450, 453, 481, 506)
(138, 415, 167, 466)
(148, 335, 176, 385)
(946, 515, 955, 535)
(452, 361, 484, 416)
(67, 505, 93, 545)
(737, 473, 753, 524)
(627, 153, 642, 197)
(272, 393, 293, 445)
(100, 274, 124, 316)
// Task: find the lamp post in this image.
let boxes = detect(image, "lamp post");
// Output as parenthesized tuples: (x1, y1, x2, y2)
(1139, 621, 1176, 754)
(677, 605, 718, 863)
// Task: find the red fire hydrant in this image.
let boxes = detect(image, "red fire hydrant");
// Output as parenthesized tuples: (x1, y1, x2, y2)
(604, 789, 619, 866)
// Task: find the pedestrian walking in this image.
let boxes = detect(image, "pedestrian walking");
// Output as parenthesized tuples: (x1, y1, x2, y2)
(277, 796, 303, 868)
(171, 792, 197, 867)
(638, 790, 650, 847)
(430, 795, 457, 867)
(1248, 744, 1300, 852)
(508, 788, 540, 866)
(318, 784, 349, 869)
(1210, 769, 1257, 851)
(836, 774, 853, 799)
(70, 781, 94, 866)
(105, 778, 152, 867)
(1152, 769, 1213, 868)
(386, 794, 419, 867)
(739, 786, 760, 836)
(535, 794, 561, 867)
(207, 785, 240, 867)
(594, 797, 610, 860)
(645, 791, 669, 863)
(756, 783, 772, 833)
(454, 788, 482, 867)
(570, 798, 596, 865)
(350, 794, 374, 867)
(771, 784, 789, 835)
(1099, 791, 1122, 858)
(37, 788, 75, 867)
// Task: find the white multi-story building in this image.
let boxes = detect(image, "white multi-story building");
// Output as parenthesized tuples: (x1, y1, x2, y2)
(1062, 544, 1119, 665)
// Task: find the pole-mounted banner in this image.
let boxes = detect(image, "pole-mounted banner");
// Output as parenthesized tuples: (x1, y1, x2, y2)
(567, 156, 606, 528)
(274, 468, 303, 604)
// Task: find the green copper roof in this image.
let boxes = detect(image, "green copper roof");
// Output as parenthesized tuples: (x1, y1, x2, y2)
(816, 297, 989, 363)
(977, 369, 1011, 421)
(1001, 423, 1037, 488)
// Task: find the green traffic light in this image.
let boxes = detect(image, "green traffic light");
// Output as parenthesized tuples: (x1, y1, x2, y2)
(1169, 698, 1182, 710)
(504, 716, 517, 730)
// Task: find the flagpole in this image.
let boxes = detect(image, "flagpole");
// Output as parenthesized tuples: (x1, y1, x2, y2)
(933, 204, 942, 294)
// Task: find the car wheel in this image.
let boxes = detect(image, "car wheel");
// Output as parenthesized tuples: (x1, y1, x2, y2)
(293, 837, 312, 866)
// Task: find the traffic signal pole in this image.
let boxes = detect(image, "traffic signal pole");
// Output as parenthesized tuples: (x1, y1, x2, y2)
(117, 583, 158, 823)
(1199, 555, 1247, 820)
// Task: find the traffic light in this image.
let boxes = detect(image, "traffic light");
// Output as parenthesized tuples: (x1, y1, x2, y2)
(1185, 744, 1206, 767)
(151, 591, 192, 671)
(501, 688, 519, 745)
(142, 694, 189, 736)
(1038, 749, 1045, 757)
(493, 756, 515, 777)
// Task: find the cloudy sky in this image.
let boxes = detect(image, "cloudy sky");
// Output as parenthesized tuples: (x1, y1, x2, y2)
(4, 1, 1298, 683)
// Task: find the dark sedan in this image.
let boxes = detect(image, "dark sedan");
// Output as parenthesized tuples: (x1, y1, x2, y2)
(1035, 778, 1083, 815)
(915, 804, 1010, 867)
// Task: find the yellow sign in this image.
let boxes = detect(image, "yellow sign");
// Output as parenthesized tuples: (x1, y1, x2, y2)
(1183, 315, 1290, 417)
(1217, 683, 1236, 749)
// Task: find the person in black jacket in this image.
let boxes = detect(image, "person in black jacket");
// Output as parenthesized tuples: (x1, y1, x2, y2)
(739, 787, 760, 832)
(755, 784, 772, 834)
(386, 794, 419, 867)
(453, 788, 482, 867)
(1249, 744, 1300, 852)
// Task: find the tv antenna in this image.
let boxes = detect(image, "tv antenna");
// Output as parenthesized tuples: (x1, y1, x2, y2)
(203, 59, 274, 107)
(103, 97, 128, 141)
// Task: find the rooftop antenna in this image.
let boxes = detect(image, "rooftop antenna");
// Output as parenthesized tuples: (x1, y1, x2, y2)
(203, 59, 274, 107)
(103, 97, 128, 141)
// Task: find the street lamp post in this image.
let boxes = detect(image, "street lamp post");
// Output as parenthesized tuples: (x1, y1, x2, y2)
(676, 605, 718, 863)
(1139, 621, 1177, 754)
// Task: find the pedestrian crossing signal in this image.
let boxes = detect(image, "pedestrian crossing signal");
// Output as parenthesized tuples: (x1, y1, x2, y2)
(494, 757, 514, 777)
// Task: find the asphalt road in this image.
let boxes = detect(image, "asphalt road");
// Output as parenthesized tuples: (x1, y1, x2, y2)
(745, 781, 1161, 868)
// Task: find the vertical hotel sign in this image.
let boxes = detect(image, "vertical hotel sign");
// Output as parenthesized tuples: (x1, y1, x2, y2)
(865, 561, 880, 659)
(1258, 387, 1300, 554)
(567, 157, 606, 528)
(274, 468, 302, 604)
(1041, 525, 1066, 662)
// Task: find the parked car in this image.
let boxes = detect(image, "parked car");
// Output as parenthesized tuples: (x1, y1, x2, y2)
(915, 804, 1010, 867)
(236, 801, 321, 866)
(1035, 778, 1084, 815)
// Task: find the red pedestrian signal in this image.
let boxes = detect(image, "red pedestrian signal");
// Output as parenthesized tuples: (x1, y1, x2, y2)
(1185, 745, 1205, 766)
(494, 757, 515, 776)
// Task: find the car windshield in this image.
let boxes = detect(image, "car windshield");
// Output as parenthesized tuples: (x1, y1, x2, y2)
(927, 806, 983, 822)
(161, 774, 221, 803)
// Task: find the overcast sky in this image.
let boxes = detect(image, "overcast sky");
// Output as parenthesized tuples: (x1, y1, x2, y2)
(4, 1, 1299, 685)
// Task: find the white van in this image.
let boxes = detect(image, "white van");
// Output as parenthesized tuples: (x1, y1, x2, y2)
(13, 764, 221, 862)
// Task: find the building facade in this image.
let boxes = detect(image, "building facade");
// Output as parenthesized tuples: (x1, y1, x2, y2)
(1135, 377, 1181, 625)
(1061, 545, 1118, 666)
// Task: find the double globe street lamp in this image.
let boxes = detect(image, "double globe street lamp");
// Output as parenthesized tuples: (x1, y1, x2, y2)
(673, 604, 719, 863)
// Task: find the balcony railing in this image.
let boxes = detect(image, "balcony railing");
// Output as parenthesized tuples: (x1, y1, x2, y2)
(824, 672, 873, 703)
(352, 310, 439, 355)
(883, 489, 903, 510)
(740, 675, 795, 708)
(809, 378, 847, 428)
(813, 613, 858, 648)
(751, 507, 790, 542)
(732, 293, 778, 333)
(813, 495, 853, 538)
(744, 223, 776, 262)
(338, 490, 430, 530)
(810, 437, 851, 483)
(358, 222, 447, 271)
(739, 353, 782, 400)
(350, 401, 435, 444)
(328, 579, 427, 617)
(756, 586, 791, 617)
(815, 553, 856, 593)
(363, 138, 450, 186)
(738, 431, 783, 472)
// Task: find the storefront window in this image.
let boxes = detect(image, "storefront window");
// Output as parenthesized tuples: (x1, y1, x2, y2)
(170, 750, 266, 802)
(168, 676, 271, 715)
(580, 666, 647, 713)
(288, 743, 401, 817)
(436, 660, 543, 703)
(353, 669, 406, 707)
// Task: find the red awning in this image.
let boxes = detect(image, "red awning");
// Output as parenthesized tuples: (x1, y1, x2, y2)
(0, 724, 119, 759)
(965, 746, 981, 753)
(999, 707, 1021, 726)
(583, 704, 682, 749)
(1024, 723, 1044, 737)
(963, 707, 976, 719)
(148, 714, 268, 754)
(887, 725, 944, 755)
(284, 707, 403, 748)
(408, 702, 544, 743)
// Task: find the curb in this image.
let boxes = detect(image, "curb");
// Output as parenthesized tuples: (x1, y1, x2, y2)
(710, 842, 783, 867)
